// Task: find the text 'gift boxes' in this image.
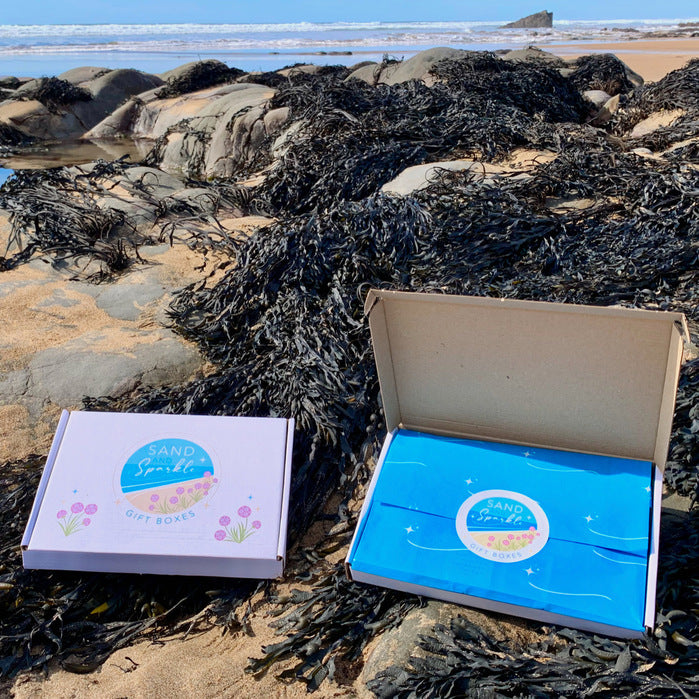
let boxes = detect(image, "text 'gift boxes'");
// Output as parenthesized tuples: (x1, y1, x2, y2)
(23, 411, 294, 578)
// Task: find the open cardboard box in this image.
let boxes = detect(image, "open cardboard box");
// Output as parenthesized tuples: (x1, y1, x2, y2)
(23, 411, 294, 578)
(346, 290, 687, 637)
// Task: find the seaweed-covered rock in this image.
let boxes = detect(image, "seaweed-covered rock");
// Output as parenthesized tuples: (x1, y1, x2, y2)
(0, 75, 21, 90)
(156, 60, 244, 98)
(14, 77, 91, 111)
(568, 53, 642, 95)
(0, 121, 33, 146)
(347, 47, 468, 86)
(0, 69, 163, 140)
(501, 46, 566, 67)
(57, 66, 113, 85)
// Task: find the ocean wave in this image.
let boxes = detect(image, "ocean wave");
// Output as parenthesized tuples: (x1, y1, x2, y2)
(0, 19, 696, 57)
(1, 24, 695, 56)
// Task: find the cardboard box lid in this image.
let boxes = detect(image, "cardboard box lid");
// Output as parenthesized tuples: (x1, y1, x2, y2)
(22, 411, 294, 577)
(365, 290, 687, 468)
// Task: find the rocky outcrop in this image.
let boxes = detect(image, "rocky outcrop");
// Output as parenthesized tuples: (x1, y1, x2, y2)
(346, 47, 468, 86)
(502, 11, 553, 29)
(0, 69, 164, 140)
(0, 163, 271, 463)
(501, 46, 565, 66)
(87, 81, 280, 178)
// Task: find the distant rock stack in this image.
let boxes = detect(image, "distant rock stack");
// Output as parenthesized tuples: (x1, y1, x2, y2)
(502, 11, 553, 29)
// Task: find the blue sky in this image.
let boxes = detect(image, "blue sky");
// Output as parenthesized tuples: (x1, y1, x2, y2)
(2, 2, 698, 24)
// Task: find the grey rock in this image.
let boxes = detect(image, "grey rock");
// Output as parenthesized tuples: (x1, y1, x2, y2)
(277, 64, 323, 77)
(96, 195, 158, 227)
(165, 187, 221, 213)
(589, 94, 621, 126)
(117, 166, 184, 198)
(502, 11, 554, 29)
(362, 602, 541, 687)
(347, 47, 468, 86)
(0, 369, 30, 402)
(263, 106, 290, 135)
(78, 97, 144, 137)
(27, 336, 201, 407)
(0, 68, 164, 140)
(58, 66, 112, 85)
(158, 59, 228, 83)
(33, 288, 81, 309)
(0, 76, 20, 89)
(381, 160, 510, 196)
(94, 283, 166, 321)
(602, 94, 622, 114)
(71, 69, 164, 131)
(583, 89, 613, 108)
(501, 47, 565, 66)
(345, 63, 383, 85)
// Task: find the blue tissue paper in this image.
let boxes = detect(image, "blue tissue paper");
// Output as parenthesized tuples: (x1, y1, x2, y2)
(349, 429, 653, 631)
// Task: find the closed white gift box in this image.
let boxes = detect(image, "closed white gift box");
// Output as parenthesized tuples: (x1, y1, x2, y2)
(22, 411, 294, 578)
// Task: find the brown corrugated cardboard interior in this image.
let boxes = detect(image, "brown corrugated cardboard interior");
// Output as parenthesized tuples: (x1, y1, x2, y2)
(368, 291, 685, 465)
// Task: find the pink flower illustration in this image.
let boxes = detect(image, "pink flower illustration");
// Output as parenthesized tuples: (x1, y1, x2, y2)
(188, 488, 193, 493)
(219, 515, 231, 526)
(176, 487, 185, 495)
(529, 526, 536, 532)
(149, 505, 155, 511)
(238, 506, 251, 518)
(487, 535, 495, 541)
(85, 504, 97, 515)
(508, 534, 515, 540)
(151, 494, 160, 502)
(71, 502, 84, 513)
(83, 518, 91, 526)
(502, 539, 510, 546)
(213, 478, 218, 483)
(169, 496, 179, 504)
(57, 510, 67, 519)
(195, 483, 202, 490)
(203, 483, 211, 490)
(252, 521, 261, 529)
(204, 471, 212, 477)
(214, 530, 226, 541)
(486, 543, 492, 547)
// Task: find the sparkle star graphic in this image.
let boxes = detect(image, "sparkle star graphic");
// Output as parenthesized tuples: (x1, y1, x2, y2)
(644, 485, 651, 493)
(405, 526, 414, 534)
(248, 495, 253, 500)
(525, 568, 534, 576)
(465, 478, 473, 486)
(585, 515, 593, 523)
(523, 451, 531, 458)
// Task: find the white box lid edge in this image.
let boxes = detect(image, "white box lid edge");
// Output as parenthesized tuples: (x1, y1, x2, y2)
(276, 418, 295, 571)
(21, 409, 71, 552)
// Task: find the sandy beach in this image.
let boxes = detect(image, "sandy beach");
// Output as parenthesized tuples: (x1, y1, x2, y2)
(1, 32, 698, 699)
(551, 38, 699, 81)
